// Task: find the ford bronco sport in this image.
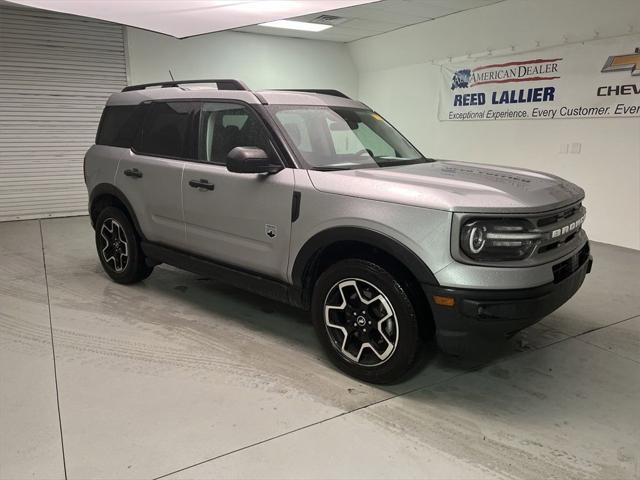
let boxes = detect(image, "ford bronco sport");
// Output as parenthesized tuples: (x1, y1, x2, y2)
(85, 79, 593, 384)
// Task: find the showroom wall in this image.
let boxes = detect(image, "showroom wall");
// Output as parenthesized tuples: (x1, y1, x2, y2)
(123, 1, 639, 250)
(125, 28, 358, 97)
(349, 0, 640, 250)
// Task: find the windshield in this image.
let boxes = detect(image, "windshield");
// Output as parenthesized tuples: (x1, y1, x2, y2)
(267, 106, 428, 170)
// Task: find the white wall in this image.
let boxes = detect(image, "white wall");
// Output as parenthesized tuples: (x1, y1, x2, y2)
(124, 3, 640, 250)
(349, 0, 640, 250)
(125, 27, 358, 97)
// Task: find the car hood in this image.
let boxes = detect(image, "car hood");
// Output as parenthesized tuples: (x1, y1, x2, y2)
(307, 160, 584, 213)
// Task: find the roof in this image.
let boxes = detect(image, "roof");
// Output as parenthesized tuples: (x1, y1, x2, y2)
(257, 90, 367, 108)
(106, 79, 368, 109)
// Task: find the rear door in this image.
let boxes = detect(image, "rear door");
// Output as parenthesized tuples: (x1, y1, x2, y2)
(116, 101, 197, 249)
(182, 102, 295, 281)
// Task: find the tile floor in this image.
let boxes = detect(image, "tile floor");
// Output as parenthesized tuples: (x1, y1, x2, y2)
(1, 217, 638, 479)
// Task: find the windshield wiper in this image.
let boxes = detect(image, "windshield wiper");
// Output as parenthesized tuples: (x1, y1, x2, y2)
(313, 166, 353, 171)
(375, 158, 431, 168)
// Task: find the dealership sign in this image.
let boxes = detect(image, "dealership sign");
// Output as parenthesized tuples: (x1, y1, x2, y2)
(438, 36, 640, 121)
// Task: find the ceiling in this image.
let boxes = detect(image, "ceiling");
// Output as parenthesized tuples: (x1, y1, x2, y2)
(3, 0, 504, 42)
(237, 0, 504, 42)
(2, 0, 381, 38)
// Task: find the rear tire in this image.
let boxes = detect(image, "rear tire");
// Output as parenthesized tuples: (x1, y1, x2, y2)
(95, 207, 153, 284)
(311, 258, 421, 384)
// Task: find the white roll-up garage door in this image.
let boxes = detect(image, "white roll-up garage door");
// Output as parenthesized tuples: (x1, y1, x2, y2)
(0, 4, 127, 221)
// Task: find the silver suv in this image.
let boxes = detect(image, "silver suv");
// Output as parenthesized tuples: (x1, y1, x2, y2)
(85, 79, 593, 384)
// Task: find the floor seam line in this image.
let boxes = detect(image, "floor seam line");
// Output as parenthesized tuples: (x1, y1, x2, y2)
(572, 336, 640, 365)
(572, 313, 640, 337)
(540, 313, 640, 339)
(148, 312, 640, 478)
(518, 314, 640, 355)
(154, 324, 592, 479)
(147, 291, 640, 476)
(39, 219, 68, 480)
(153, 366, 481, 479)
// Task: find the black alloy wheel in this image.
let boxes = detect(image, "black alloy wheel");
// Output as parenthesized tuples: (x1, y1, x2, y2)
(95, 207, 153, 284)
(312, 258, 421, 384)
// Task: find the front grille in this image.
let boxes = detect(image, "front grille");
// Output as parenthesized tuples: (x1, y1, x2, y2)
(532, 203, 585, 257)
(452, 200, 586, 267)
(537, 203, 581, 228)
(553, 243, 590, 283)
(537, 231, 578, 254)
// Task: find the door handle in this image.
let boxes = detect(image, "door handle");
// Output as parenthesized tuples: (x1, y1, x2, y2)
(124, 168, 143, 179)
(189, 179, 215, 191)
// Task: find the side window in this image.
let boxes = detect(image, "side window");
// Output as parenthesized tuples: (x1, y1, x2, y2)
(96, 105, 145, 148)
(198, 103, 275, 164)
(138, 102, 197, 159)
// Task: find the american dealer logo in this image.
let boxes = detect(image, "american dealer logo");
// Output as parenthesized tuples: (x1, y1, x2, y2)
(451, 58, 562, 90)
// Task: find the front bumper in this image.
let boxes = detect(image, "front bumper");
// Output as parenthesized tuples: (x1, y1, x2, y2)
(423, 243, 593, 355)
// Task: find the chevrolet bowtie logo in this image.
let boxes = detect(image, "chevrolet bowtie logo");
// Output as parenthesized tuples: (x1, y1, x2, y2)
(602, 48, 640, 76)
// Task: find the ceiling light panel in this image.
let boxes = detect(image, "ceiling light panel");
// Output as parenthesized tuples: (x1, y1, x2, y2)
(259, 20, 333, 32)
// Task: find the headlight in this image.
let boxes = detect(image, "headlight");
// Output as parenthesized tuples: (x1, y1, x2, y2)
(460, 219, 539, 261)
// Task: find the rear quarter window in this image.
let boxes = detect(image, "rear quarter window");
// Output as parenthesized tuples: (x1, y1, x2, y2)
(96, 105, 145, 148)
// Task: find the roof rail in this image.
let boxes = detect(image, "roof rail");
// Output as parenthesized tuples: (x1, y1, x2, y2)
(272, 89, 351, 99)
(122, 79, 250, 93)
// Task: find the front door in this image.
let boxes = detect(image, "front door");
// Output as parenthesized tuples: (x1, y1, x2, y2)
(182, 102, 295, 281)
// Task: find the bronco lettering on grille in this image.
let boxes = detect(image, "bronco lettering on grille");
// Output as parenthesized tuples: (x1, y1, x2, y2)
(551, 215, 585, 239)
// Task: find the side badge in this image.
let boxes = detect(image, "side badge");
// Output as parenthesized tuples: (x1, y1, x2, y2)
(265, 224, 277, 239)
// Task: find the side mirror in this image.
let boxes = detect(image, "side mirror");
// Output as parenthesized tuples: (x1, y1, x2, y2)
(226, 147, 283, 174)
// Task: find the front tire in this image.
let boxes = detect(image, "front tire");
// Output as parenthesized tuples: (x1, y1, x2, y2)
(95, 207, 153, 284)
(311, 259, 421, 384)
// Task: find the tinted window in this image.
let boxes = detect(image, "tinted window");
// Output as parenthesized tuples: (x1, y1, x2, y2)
(96, 105, 144, 148)
(198, 103, 275, 164)
(138, 102, 197, 159)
